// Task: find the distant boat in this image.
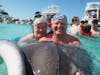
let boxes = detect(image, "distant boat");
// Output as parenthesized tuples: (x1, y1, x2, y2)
(0, 5, 9, 18)
(0, 5, 13, 23)
(84, 2, 100, 25)
(43, 5, 60, 22)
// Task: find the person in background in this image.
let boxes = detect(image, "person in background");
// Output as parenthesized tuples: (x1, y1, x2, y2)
(69, 16, 81, 36)
(46, 14, 56, 34)
(15, 19, 20, 24)
(28, 19, 33, 25)
(84, 20, 88, 25)
(91, 19, 100, 36)
(39, 14, 81, 46)
(79, 20, 92, 36)
(4, 16, 10, 24)
(0, 17, 3, 23)
(19, 15, 48, 43)
(34, 11, 42, 20)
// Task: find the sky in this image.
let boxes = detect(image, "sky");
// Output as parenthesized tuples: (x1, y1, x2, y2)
(0, 0, 100, 23)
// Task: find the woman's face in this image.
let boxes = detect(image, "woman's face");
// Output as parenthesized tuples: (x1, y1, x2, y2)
(34, 23, 47, 39)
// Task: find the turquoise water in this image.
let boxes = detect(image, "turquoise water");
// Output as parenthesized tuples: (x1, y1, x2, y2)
(0, 23, 100, 75)
(78, 36, 100, 75)
(0, 56, 8, 75)
(0, 23, 33, 43)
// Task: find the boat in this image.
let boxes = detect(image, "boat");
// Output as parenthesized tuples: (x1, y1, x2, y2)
(0, 5, 13, 23)
(0, 5, 9, 18)
(43, 5, 60, 23)
(84, 2, 100, 25)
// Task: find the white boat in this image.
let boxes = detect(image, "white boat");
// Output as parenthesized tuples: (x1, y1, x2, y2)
(84, 2, 100, 25)
(43, 5, 60, 22)
(0, 5, 9, 18)
(0, 5, 13, 23)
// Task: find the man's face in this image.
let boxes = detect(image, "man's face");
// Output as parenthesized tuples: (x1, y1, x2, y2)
(51, 19, 67, 35)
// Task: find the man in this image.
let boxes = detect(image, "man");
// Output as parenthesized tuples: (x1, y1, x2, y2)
(39, 14, 83, 75)
(19, 15, 48, 43)
(39, 14, 81, 46)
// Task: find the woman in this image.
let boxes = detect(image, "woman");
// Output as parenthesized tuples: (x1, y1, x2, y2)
(19, 15, 48, 43)
(69, 16, 81, 36)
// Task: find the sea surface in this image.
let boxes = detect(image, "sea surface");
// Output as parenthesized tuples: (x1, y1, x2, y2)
(0, 23, 100, 75)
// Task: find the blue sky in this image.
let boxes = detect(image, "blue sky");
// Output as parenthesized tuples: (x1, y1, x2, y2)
(0, 0, 100, 23)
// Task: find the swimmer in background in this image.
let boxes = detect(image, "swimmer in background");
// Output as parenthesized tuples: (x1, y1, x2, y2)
(69, 16, 81, 36)
(79, 20, 92, 36)
(91, 19, 100, 36)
